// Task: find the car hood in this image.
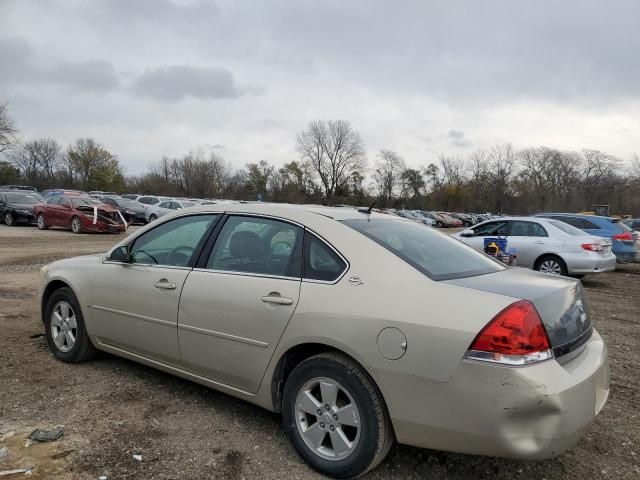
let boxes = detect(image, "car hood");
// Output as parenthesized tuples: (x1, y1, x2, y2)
(75, 204, 119, 213)
(445, 267, 592, 357)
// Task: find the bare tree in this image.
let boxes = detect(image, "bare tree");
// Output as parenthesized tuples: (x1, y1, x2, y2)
(0, 103, 18, 154)
(373, 149, 406, 207)
(296, 120, 366, 205)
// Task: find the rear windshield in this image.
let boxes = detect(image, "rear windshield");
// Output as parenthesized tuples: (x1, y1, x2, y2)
(342, 218, 504, 281)
(611, 219, 632, 232)
(546, 219, 588, 236)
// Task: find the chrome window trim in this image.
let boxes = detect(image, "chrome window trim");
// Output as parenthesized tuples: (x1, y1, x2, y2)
(105, 210, 350, 284)
(102, 260, 192, 271)
(302, 230, 350, 285)
(192, 267, 301, 282)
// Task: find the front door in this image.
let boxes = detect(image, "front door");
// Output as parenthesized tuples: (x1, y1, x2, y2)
(89, 214, 220, 364)
(178, 215, 303, 392)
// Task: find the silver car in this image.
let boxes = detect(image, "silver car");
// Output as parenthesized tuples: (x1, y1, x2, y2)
(146, 199, 196, 222)
(455, 216, 616, 277)
(39, 204, 609, 478)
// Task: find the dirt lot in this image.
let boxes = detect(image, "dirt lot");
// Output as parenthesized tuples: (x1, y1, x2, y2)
(1, 225, 639, 480)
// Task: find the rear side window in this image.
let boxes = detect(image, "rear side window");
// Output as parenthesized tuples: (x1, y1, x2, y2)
(46, 196, 61, 205)
(343, 218, 504, 281)
(509, 221, 548, 237)
(303, 233, 347, 282)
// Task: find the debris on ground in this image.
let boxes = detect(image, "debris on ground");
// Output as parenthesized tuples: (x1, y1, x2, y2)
(0, 467, 32, 476)
(132, 454, 142, 462)
(28, 333, 44, 339)
(28, 428, 64, 443)
(0, 447, 7, 462)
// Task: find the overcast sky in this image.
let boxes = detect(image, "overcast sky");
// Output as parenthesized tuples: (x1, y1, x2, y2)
(1, 0, 639, 174)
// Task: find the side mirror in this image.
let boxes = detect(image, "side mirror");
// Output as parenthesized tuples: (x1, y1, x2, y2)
(109, 245, 131, 263)
(460, 231, 474, 237)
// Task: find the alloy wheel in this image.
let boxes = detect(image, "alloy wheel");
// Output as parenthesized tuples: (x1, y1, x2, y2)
(50, 301, 77, 353)
(71, 217, 81, 233)
(37, 215, 46, 229)
(539, 259, 562, 275)
(5, 213, 14, 226)
(295, 377, 361, 462)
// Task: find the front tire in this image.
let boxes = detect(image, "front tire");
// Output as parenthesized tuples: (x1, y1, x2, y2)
(282, 352, 394, 478)
(535, 255, 568, 276)
(435, 221, 443, 228)
(71, 216, 82, 234)
(44, 287, 97, 363)
(149, 214, 157, 222)
(37, 214, 49, 230)
(4, 212, 15, 226)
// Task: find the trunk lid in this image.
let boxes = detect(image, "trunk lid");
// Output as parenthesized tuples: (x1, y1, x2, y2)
(445, 268, 593, 357)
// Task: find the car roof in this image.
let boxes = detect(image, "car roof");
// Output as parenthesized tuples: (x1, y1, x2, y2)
(172, 202, 395, 222)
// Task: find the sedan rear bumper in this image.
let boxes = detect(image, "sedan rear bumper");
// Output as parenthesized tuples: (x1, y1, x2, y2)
(374, 329, 609, 459)
(564, 252, 617, 275)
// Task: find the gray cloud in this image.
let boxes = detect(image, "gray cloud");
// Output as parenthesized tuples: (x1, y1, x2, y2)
(0, 37, 119, 93)
(130, 65, 243, 102)
(448, 130, 465, 139)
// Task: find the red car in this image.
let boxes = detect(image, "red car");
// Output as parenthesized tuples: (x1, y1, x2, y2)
(34, 195, 127, 234)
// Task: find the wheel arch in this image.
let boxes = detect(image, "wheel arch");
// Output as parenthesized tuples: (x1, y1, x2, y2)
(533, 252, 566, 269)
(41, 279, 78, 324)
(269, 341, 386, 415)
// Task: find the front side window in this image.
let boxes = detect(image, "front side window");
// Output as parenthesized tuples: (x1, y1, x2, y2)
(130, 214, 218, 267)
(46, 196, 61, 205)
(206, 216, 303, 278)
(304, 234, 347, 282)
(472, 221, 508, 236)
(343, 218, 504, 281)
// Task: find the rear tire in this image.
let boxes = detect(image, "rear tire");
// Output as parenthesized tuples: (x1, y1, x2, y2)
(535, 255, 568, 276)
(71, 216, 82, 234)
(282, 352, 394, 478)
(4, 212, 15, 226)
(37, 214, 49, 230)
(436, 221, 443, 228)
(44, 287, 97, 363)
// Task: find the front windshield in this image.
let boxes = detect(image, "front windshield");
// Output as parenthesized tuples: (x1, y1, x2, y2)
(342, 218, 504, 281)
(5, 193, 40, 204)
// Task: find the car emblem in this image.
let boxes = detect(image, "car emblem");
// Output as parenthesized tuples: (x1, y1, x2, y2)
(348, 276, 364, 286)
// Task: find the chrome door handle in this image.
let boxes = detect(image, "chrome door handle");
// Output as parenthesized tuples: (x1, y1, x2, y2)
(261, 296, 293, 305)
(154, 280, 176, 290)
(534, 240, 545, 245)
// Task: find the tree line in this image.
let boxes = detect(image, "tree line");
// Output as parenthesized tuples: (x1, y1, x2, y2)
(2, 102, 639, 215)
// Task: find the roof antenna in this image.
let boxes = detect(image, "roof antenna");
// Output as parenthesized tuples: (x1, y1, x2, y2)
(358, 201, 375, 214)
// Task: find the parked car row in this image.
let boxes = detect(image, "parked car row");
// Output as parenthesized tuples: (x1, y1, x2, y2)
(380, 209, 496, 228)
(0, 187, 237, 233)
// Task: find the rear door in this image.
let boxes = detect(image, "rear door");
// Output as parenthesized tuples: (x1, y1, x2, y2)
(177, 214, 303, 392)
(503, 220, 549, 267)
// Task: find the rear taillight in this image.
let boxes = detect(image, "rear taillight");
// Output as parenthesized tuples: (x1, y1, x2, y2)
(581, 243, 603, 252)
(464, 300, 552, 366)
(612, 232, 633, 241)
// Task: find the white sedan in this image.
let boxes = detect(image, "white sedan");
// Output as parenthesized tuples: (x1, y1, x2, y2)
(146, 200, 196, 222)
(454, 216, 616, 277)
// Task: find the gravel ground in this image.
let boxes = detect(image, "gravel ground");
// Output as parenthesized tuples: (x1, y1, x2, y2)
(0, 225, 638, 479)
